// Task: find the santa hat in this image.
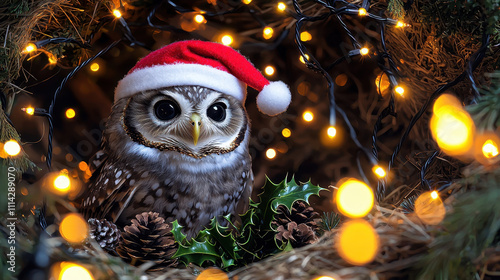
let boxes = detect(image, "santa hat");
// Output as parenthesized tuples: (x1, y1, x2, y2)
(115, 40, 291, 116)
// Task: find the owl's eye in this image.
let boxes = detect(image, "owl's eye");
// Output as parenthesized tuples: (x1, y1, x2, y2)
(154, 100, 180, 121)
(207, 102, 227, 122)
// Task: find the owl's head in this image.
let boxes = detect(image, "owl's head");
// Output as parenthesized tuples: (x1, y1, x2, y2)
(113, 86, 247, 159)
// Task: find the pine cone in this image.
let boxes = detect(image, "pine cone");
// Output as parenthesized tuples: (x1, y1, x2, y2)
(116, 212, 178, 271)
(88, 218, 120, 251)
(272, 201, 321, 247)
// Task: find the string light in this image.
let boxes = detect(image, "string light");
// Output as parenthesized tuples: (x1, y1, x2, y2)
(314, 277, 336, 280)
(396, 21, 407, 28)
(375, 72, 390, 96)
(3, 140, 21, 156)
(394, 85, 405, 96)
(57, 262, 94, 280)
(430, 190, 439, 200)
(242, 0, 252, 4)
(415, 191, 446, 225)
(302, 111, 314, 122)
(372, 165, 386, 178)
(327, 126, 337, 138)
(358, 8, 367, 16)
(112, 9, 122, 18)
(90, 62, 99, 72)
(194, 14, 205, 24)
(220, 34, 233, 46)
(282, 128, 291, 138)
(54, 173, 71, 192)
(299, 54, 310, 64)
(266, 148, 277, 159)
(23, 107, 35, 115)
(482, 139, 499, 159)
(336, 219, 379, 265)
(263, 27, 274, 39)
(335, 178, 374, 218)
(360, 47, 369, 56)
(59, 213, 89, 243)
(264, 65, 275, 76)
(65, 108, 76, 119)
(78, 161, 88, 171)
(300, 31, 312, 41)
(277, 2, 286, 11)
(23, 43, 37, 53)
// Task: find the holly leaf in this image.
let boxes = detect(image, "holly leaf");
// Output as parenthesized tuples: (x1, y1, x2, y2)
(171, 220, 187, 244)
(173, 239, 219, 266)
(271, 177, 324, 212)
(207, 216, 238, 260)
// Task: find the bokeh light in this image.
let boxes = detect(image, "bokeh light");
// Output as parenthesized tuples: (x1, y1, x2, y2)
(302, 111, 314, 122)
(220, 34, 233, 46)
(433, 94, 462, 113)
(23, 43, 37, 53)
(78, 161, 88, 171)
(372, 165, 386, 178)
(263, 27, 274, 39)
(196, 268, 229, 280)
(242, 0, 252, 4)
(3, 140, 21, 156)
(25, 107, 35, 115)
(394, 85, 405, 97)
(327, 126, 337, 138)
(194, 14, 205, 24)
(65, 108, 76, 119)
(266, 148, 277, 159)
(282, 128, 291, 138)
(415, 191, 446, 225)
(299, 54, 310, 64)
(482, 139, 499, 159)
(59, 213, 89, 243)
(360, 47, 369, 56)
(335, 178, 374, 218)
(264, 65, 275, 76)
(336, 219, 379, 265)
(335, 74, 348, 86)
(300, 31, 312, 41)
(54, 174, 71, 192)
(314, 277, 336, 280)
(277, 2, 286, 11)
(58, 262, 94, 280)
(358, 8, 367, 16)
(396, 21, 406, 28)
(112, 9, 122, 18)
(90, 62, 99, 72)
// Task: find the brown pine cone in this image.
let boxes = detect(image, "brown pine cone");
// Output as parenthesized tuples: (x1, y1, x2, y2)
(88, 218, 120, 251)
(272, 201, 321, 247)
(116, 212, 178, 271)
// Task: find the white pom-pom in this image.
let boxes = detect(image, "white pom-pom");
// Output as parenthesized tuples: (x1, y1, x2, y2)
(256, 81, 292, 116)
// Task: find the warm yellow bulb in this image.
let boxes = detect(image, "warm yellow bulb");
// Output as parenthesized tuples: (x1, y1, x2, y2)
(358, 8, 367, 16)
(266, 148, 277, 159)
(242, 0, 252, 4)
(327, 126, 337, 138)
(282, 128, 291, 138)
(336, 219, 379, 265)
(58, 262, 94, 280)
(360, 47, 369, 56)
(430, 105, 474, 156)
(65, 108, 76, 119)
(221, 34, 233, 46)
(59, 214, 88, 244)
(23, 43, 37, 53)
(194, 14, 205, 23)
(277, 2, 286, 11)
(3, 140, 21, 156)
(300, 31, 312, 42)
(482, 139, 499, 159)
(394, 85, 405, 96)
(302, 111, 314, 122)
(396, 21, 405, 28)
(314, 277, 336, 280)
(90, 62, 99, 72)
(335, 178, 374, 218)
(372, 165, 386, 178)
(78, 161, 88, 171)
(264, 65, 275, 76)
(113, 9, 122, 18)
(54, 174, 71, 192)
(430, 190, 439, 200)
(299, 54, 310, 64)
(25, 107, 35, 115)
(415, 191, 446, 225)
(263, 27, 274, 40)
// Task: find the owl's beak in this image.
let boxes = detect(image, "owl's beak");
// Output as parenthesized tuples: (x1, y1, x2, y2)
(191, 113, 201, 146)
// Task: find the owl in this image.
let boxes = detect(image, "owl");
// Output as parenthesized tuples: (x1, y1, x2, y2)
(79, 40, 291, 238)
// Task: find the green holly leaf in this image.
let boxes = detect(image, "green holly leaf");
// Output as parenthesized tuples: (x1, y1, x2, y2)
(171, 220, 187, 244)
(172, 229, 220, 266)
(207, 216, 238, 260)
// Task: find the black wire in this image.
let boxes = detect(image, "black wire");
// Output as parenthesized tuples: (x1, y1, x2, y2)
(420, 150, 439, 190)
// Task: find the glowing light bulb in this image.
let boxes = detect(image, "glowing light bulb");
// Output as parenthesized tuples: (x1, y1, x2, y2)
(302, 111, 314, 122)
(266, 148, 277, 159)
(327, 126, 337, 138)
(59, 213, 88, 243)
(58, 262, 94, 280)
(221, 34, 233, 46)
(300, 31, 312, 41)
(314, 277, 336, 280)
(194, 14, 205, 23)
(264, 65, 275, 76)
(335, 178, 374, 218)
(277, 2, 286, 11)
(360, 47, 369, 56)
(24, 107, 35, 115)
(482, 139, 499, 159)
(23, 43, 37, 53)
(54, 174, 71, 192)
(394, 85, 405, 96)
(242, 0, 252, 4)
(375, 72, 391, 96)
(113, 9, 122, 18)
(358, 8, 367, 16)
(90, 62, 99, 72)
(415, 191, 446, 225)
(65, 108, 75, 119)
(299, 54, 310, 64)
(3, 140, 21, 156)
(336, 219, 379, 265)
(396, 21, 406, 28)
(372, 165, 386, 178)
(263, 27, 274, 39)
(282, 128, 291, 138)
(78, 161, 88, 171)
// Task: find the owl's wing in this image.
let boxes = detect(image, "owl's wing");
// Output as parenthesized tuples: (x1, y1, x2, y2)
(88, 149, 108, 174)
(235, 169, 254, 216)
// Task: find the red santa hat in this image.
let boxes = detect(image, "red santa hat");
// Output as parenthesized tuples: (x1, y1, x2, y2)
(115, 40, 291, 116)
